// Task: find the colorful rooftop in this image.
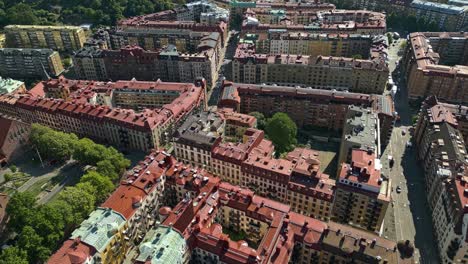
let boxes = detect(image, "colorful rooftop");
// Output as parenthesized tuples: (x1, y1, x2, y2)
(135, 225, 187, 263)
(70, 208, 126, 253)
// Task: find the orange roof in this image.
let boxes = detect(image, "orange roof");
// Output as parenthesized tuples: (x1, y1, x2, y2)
(101, 184, 146, 219)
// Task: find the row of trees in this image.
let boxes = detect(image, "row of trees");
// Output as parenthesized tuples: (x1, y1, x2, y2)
(0, 125, 130, 263)
(30, 124, 130, 182)
(249, 112, 298, 156)
(0, 0, 185, 27)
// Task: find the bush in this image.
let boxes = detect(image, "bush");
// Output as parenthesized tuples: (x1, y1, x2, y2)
(9, 165, 17, 173)
(4, 173, 13, 182)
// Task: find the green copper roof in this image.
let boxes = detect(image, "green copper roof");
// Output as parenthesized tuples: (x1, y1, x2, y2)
(0, 77, 24, 95)
(135, 225, 187, 264)
(230, 0, 256, 8)
(71, 208, 126, 253)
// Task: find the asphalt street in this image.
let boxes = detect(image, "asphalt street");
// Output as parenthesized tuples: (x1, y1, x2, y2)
(381, 38, 439, 264)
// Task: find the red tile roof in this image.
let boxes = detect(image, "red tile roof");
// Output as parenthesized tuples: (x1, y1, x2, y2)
(47, 239, 96, 264)
(102, 151, 172, 219)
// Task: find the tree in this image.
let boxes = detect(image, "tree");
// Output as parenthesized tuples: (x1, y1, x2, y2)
(249, 112, 266, 130)
(6, 192, 37, 233)
(0, 246, 28, 264)
(33, 205, 66, 247)
(351, 54, 363, 59)
(57, 186, 96, 229)
(79, 171, 114, 203)
(17, 226, 51, 263)
(29, 124, 77, 161)
(4, 173, 12, 182)
(265, 113, 297, 154)
(5, 4, 39, 25)
(96, 159, 119, 181)
(9, 165, 17, 173)
(49, 199, 75, 235)
(74, 138, 112, 166)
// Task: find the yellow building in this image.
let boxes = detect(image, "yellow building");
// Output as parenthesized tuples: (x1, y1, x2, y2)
(69, 208, 128, 264)
(4, 25, 86, 52)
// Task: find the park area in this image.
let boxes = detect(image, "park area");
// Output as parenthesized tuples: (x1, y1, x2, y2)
(0, 124, 132, 263)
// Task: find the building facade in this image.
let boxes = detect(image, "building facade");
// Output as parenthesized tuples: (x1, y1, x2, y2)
(0, 78, 206, 151)
(415, 96, 468, 264)
(232, 43, 388, 94)
(333, 149, 390, 234)
(0, 48, 64, 79)
(219, 82, 394, 150)
(5, 25, 86, 52)
(73, 44, 220, 88)
(402, 32, 468, 104)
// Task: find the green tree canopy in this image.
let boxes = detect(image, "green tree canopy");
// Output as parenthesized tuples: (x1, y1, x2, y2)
(249, 112, 266, 130)
(5, 4, 39, 25)
(29, 124, 77, 161)
(78, 171, 114, 203)
(0, 0, 182, 27)
(0, 246, 29, 264)
(57, 186, 96, 229)
(6, 192, 37, 233)
(17, 226, 51, 263)
(265, 113, 297, 154)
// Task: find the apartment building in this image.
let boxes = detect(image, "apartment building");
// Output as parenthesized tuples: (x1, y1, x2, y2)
(242, 9, 387, 35)
(48, 208, 128, 264)
(42, 77, 203, 110)
(414, 97, 468, 264)
(74, 40, 221, 88)
(0, 48, 64, 79)
(174, 111, 224, 168)
(232, 43, 388, 94)
(49, 151, 174, 264)
(217, 107, 257, 141)
(173, 116, 336, 221)
(114, 8, 228, 51)
(402, 32, 468, 104)
(0, 117, 30, 166)
(329, 0, 467, 31)
(219, 82, 394, 149)
(230, 1, 336, 17)
(5, 25, 86, 52)
(50, 148, 411, 264)
(139, 171, 412, 264)
(333, 149, 390, 234)
(440, 101, 468, 146)
(0, 78, 26, 95)
(134, 225, 189, 263)
(414, 97, 467, 207)
(250, 32, 378, 58)
(409, 0, 467, 31)
(0, 79, 206, 151)
(338, 105, 380, 166)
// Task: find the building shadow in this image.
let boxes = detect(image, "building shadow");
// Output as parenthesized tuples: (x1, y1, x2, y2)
(400, 145, 440, 263)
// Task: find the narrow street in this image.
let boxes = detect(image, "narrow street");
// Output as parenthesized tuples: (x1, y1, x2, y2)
(381, 38, 439, 264)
